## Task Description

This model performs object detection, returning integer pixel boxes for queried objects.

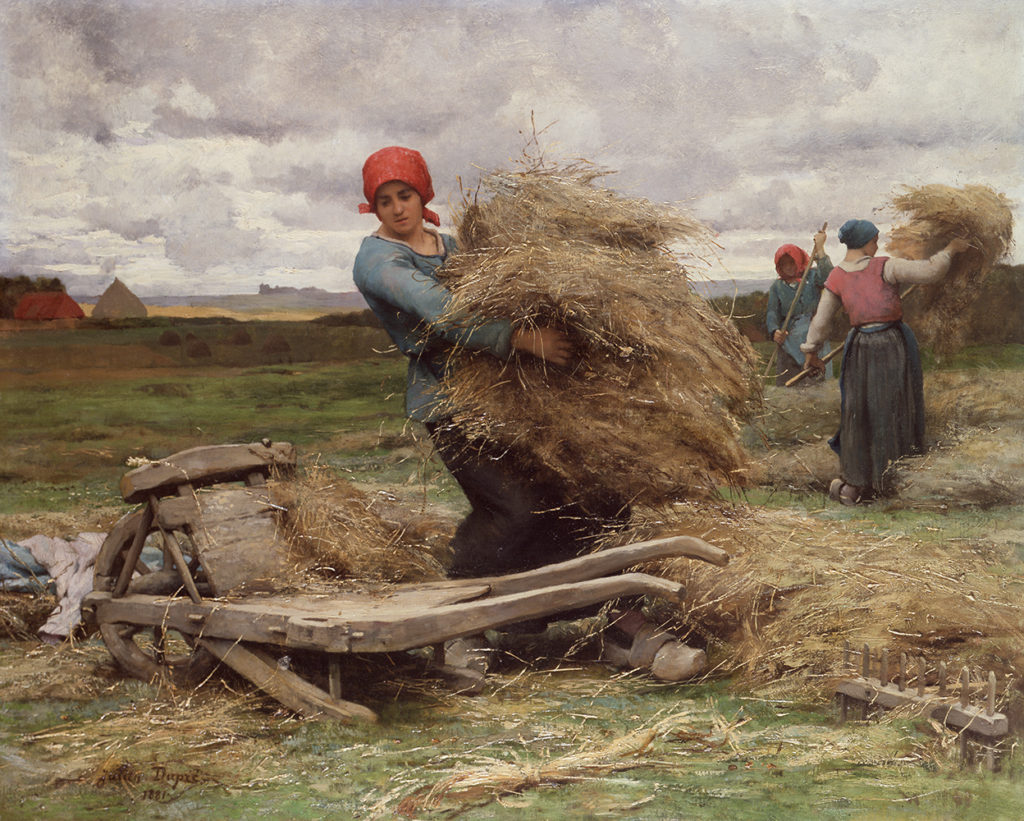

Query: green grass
[0,355,410,512]
[922,343,1024,371]
[1,672,1021,819]
[0,319,392,370]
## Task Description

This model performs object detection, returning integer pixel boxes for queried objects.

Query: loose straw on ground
[269,463,451,583]
[396,710,689,814]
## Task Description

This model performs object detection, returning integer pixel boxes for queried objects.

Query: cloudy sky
[0,0,1020,297]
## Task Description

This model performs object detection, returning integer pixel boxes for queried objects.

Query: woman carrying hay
[801,219,969,504]
[351,147,706,681]
[766,229,833,385]
[352,146,618,578]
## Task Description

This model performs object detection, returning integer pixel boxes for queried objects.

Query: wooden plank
[328,655,342,700]
[150,495,202,603]
[836,679,1008,736]
[89,570,685,655]
[90,594,293,647]
[341,572,687,652]
[120,442,296,503]
[188,487,291,595]
[87,583,496,639]
[112,503,154,598]
[155,495,201,529]
[405,535,728,598]
[199,637,377,723]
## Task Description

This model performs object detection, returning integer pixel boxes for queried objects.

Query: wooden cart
[82,442,729,722]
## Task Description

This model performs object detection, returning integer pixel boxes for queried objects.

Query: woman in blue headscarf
[801,219,969,504]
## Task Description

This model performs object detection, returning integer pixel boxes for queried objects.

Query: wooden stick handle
[785,343,843,386]
[764,222,827,378]
[784,283,918,387]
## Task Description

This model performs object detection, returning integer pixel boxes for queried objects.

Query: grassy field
[0,319,437,523]
[79,303,335,322]
[1,319,1022,818]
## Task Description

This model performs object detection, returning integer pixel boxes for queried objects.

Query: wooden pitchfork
[786,283,920,386]
[763,222,828,378]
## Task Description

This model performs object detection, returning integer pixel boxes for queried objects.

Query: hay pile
[434,158,760,507]
[886,183,1014,356]
[0,590,57,640]
[269,465,451,583]
[745,370,1024,509]
[609,501,1024,703]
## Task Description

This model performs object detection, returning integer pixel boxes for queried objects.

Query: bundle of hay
[610,502,1024,702]
[0,591,58,640]
[434,158,760,508]
[886,183,1014,356]
[269,465,451,583]
[397,713,671,814]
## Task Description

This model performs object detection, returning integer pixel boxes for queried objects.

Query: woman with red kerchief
[801,219,969,505]
[352,147,707,681]
[765,228,833,385]
[352,146,624,579]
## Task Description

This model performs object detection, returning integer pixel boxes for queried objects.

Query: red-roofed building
[13,292,85,320]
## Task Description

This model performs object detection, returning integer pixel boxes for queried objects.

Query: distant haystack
[91,277,148,319]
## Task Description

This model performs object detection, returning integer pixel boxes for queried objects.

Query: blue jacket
[766,256,833,363]
[352,233,513,421]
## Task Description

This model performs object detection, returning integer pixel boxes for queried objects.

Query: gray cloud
[80,203,162,242]
[0,0,1019,294]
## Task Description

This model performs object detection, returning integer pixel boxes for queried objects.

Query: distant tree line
[259,283,331,295]
[0,274,66,318]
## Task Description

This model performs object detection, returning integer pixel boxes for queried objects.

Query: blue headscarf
[838,219,879,249]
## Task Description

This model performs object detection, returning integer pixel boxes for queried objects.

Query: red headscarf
[774,243,810,278]
[358,146,441,226]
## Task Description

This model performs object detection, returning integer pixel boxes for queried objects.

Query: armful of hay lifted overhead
[431,160,761,508]
[886,183,1014,357]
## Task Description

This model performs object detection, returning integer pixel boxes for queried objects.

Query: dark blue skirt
[830,322,925,493]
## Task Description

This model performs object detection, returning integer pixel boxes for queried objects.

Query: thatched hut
[14,292,84,321]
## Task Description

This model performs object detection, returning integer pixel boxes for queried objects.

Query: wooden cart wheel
[93,508,208,597]
[99,621,218,686]
[93,509,217,685]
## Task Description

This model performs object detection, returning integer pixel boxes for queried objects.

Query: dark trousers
[426,420,630,578]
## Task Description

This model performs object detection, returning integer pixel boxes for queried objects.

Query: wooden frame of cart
[81,441,729,722]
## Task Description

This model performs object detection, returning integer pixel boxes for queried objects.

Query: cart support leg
[199,638,377,723]
[328,655,342,700]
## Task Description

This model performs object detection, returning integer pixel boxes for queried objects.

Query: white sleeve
[882,250,953,286]
[800,289,841,353]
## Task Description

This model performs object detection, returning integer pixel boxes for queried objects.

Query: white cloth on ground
[19,532,106,641]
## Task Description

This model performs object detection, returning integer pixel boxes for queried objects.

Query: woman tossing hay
[800,218,970,505]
